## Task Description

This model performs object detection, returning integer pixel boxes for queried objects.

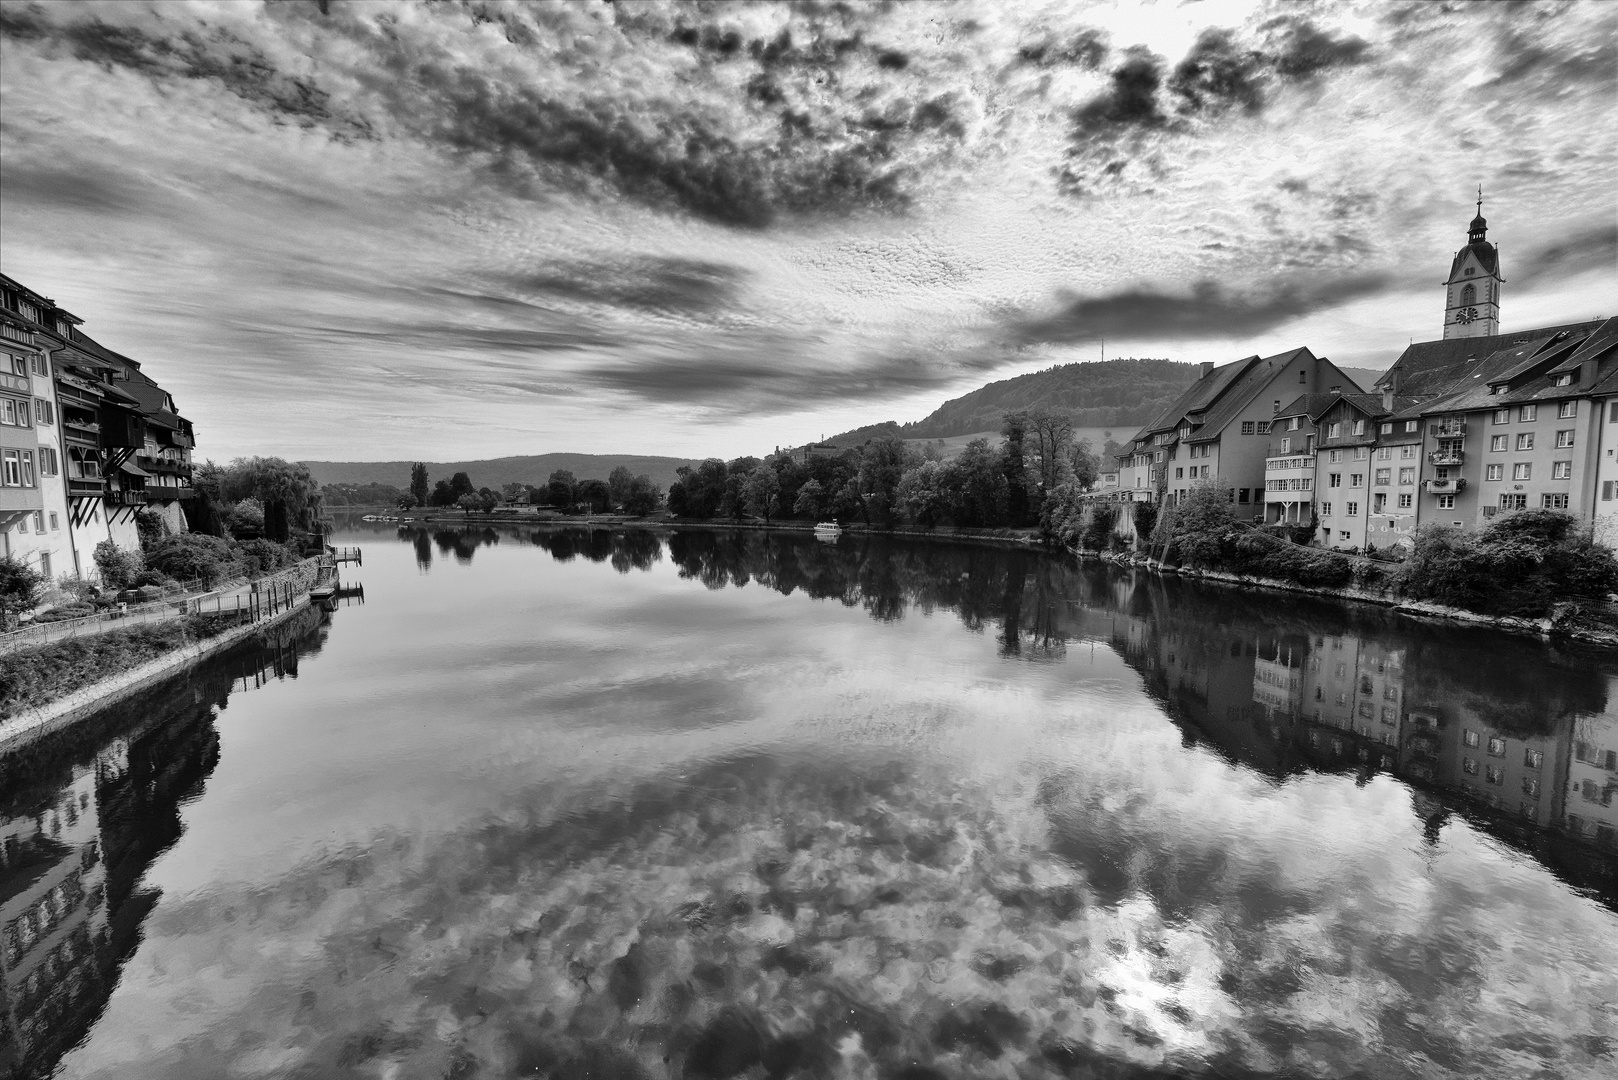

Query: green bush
[235,538,298,577]
[33,603,96,623]
[0,614,242,717]
[1395,511,1618,618]
[93,540,143,591]
[145,533,243,587]
[1080,504,1119,552]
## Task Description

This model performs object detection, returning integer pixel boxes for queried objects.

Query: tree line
[667,408,1110,529]
[384,463,663,516]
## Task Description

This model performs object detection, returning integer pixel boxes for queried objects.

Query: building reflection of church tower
[1442,189,1503,339]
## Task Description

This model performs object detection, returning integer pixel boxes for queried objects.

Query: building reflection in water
[0,604,335,1079]
[389,522,1618,893]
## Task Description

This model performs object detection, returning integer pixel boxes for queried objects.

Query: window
[1607,482,1615,501]
[1321,501,1332,516]
[31,510,42,532]
[1398,467,1415,485]
[1485,765,1505,786]
[1524,748,1543,769]
[1375,468,1391,485]
[1522,777,1540,797]
[1490,435,1508,451]
[38,447,57,476]
[38,551,50,579]
[1519,404,1536,422]
[1437,494,1455,509]
[1500,494,1527,510]
[1353,447,1368,461]
[1405,421,1418,433]
[1339,530,1351,541]
[1397,493,1412,508]
[1401,444,1416,458]
[1559,401,1577,418]
[29,354,48,377]
[1377,447,1392,460]
[1,449,17,486]
[1280,437,1291,453]
[1328,473,1342,488]
[1463,757,1478,775]
[1493,408,1510,424]
[1373,493,1386,512]
[1542,493,1569,509]
[1379,423,1391,435]
[1516,432,1534,450]
[1555,429,1574,448]
[0,398,22,426]
[1241,421,1254,434]
[1256,420,1271,434]
[1328,422,1341,438]
[1238,488,1249,503]
[1176,468,1184,479]
[1329,450,1343,463]
[1352,419,1365,436]
[1463,730,1480,748]
[19,451,32,486]
[1552,461,1571,479]
[49,511,58,530]
[1487,736,1506,756]
[1486,464,1503,481]
[33,398,53,424]
[1512,463,1531,480]
[1299,369,1307,383]
[1461,283,1476,306]
[1347,502,1359,516]
[1350,473,1364,487]
[1612,402,1618,423]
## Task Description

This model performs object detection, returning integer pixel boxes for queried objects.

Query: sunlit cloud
[0,0,1612,461]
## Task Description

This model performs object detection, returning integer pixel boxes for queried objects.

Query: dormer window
[1553,373,1574,387]
[1380,423,1392,434]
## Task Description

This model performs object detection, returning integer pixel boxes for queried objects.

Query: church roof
[1370,319,1605,393]
[1447,240,1499,280]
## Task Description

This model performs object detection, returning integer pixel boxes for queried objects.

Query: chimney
[1382,387,1394,411]
[1200,361,1214,378]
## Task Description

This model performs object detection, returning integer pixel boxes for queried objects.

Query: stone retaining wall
[0,596,316,755]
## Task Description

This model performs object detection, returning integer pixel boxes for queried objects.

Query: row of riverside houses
[0,273,197,585]
[1101,202,1618,551]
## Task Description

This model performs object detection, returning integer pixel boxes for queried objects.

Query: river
[2,522,1615,1079]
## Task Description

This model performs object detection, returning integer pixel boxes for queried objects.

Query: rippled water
[3,523,1616,1079]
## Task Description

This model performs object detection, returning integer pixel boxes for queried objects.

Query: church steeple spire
[1443,188,1502,339]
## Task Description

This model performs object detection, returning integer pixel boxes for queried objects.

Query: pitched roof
[1447,240,1499,280]
[1185,347,1322,442]
[1124,354,1263,444]
[1372,319,1605,392]
[1416,319,1618,413]
[1274,392,1391,423]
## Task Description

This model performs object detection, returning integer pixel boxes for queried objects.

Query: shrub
[93,541,143,591]
[145,533,242,587]
[1395,513,1618,618]
[1081,504,1119,552]
[235,538,298,577]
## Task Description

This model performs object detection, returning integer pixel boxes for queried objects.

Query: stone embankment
[0,577,322,755]
[1066,546,1618,646]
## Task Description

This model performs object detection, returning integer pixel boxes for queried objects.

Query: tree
[793,477,826,520]
[410,463,430,507]
[624,474,660,516]
[456,493,479,517]
[546,469,577,509]
[578,478,611,513]
[952,438,1010,527]
[1069,438,1101,491]
[93,540,143,590]
[744,464,782,523]
[1000,412,1033,525]
[448,472,476,502]
[1027,407,1075,493]
[608,465,635,510]
[856,437,909,526]
[218,457,323,543]
[430,479,455,507]
[145,534,239,587]
[0,555,44,628]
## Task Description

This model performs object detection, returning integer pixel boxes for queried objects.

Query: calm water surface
[3,523,1617,1079]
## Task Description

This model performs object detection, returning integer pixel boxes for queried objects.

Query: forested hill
[828,358,1382,444]
[301,454,701,491]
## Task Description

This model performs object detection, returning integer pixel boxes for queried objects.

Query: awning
[119,460,152,477]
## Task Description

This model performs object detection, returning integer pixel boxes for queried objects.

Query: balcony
[1265,456,1316,472]
[108,489,147,506]
[0,323,35,345]
[66,477,104,497]
[1423,478,1467,494]
[1428,450,1464,466]
[135,454,190,475]
[1428,422,1466,437]
[63,419,100,444]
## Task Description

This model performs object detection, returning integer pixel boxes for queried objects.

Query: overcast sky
[1,0,1613,462]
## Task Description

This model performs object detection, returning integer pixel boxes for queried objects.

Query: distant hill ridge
[825,357,1379,445]
[301,454,702,490]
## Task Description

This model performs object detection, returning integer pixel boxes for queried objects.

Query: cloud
[495,258,742,316]
[1516,224,1618,282]
[1011,275,1396,346]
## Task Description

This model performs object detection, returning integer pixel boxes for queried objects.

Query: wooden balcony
[1422,478,1467,494]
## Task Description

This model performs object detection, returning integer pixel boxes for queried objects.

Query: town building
[1442,191,1504,339]
[0,273,197,589]
[1117,348,1362,511]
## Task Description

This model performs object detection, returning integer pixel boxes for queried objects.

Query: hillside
[301,454,702,491]
[826,358,1380,445]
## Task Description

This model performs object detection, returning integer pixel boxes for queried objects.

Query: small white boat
[361,514,379,521]
[813,521,842,537]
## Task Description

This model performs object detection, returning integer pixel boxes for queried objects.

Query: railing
[108,489,147,505]
[1265,456,1315,471]
[1429,422,1466,437]
[0,323,34,345]
[1422,478,1467,493]
[1428,451,1464,466]
[63,421,100,442]
[67,477,104,496]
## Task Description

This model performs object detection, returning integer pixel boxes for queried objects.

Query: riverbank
[1067,545,1618,646]
[0,592,320,755]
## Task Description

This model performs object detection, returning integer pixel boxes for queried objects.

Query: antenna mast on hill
[1100,337,1104,363]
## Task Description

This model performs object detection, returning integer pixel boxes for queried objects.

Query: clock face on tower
[1455,306,1478,324]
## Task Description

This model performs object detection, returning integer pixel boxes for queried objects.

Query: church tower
[1442,189,1503,339]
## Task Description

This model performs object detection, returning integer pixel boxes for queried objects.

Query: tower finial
[1477,185,1483,216]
